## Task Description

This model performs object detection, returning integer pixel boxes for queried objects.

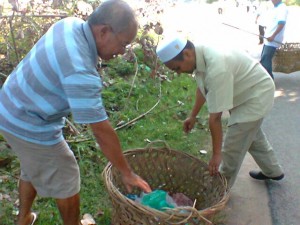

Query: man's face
[95,22,137,60]
[165,50,196,74]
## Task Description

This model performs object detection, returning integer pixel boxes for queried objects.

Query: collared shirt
[264,1,288,48]
[0,17,108,145]
[194,44,275,126]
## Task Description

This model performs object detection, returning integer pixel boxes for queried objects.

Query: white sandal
[30,212,37,225]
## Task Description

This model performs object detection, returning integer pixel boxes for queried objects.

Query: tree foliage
[0,0,169,85]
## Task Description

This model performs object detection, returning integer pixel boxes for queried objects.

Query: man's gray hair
[88,0,137,34]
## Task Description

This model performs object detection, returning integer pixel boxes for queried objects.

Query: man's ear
[93,24,111,39]
[183,49,193,59]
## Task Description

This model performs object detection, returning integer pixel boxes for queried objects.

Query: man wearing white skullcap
[156,37,284,188]
[156,38,187,63]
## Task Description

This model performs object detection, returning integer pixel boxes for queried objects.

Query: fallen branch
[114,98,160,131]
[65,118,80,135]
[115,78,162,131]
[0,14,68,19]
[0,72,8,78]
[149,102,184,115]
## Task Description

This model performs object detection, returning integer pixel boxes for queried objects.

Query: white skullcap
[156,37,187,63]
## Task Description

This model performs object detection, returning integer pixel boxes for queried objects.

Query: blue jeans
[260,45,277,79]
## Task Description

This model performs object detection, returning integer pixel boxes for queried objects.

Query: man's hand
[208,153,222,176]
[267,35,275,42]
[122,172,152,193]
[183,89,205,133]
[183,117,197,133]
[90,121,151,193]
[267,24,285,43]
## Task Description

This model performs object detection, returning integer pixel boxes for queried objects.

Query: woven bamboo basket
[273,42,300,73]
[103,141,229,225]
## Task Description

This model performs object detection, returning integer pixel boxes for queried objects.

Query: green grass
[0,59,218,225]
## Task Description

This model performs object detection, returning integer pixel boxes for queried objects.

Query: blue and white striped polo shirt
[0,17,108,145]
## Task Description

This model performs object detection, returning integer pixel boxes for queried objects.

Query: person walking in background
[260,0,288,79]
[0,0,151,224]
[255,1,269,45]
[156,37,284,189]
[217,0,225,14]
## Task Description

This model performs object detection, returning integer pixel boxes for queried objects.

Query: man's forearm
[190,88,206,118]
[90,120,132,176]
[272,24,285,38]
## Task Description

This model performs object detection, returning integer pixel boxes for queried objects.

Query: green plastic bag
[141,190,175,211]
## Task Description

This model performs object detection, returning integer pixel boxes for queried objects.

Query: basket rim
[103,145,230,221]
[103,164,230,224]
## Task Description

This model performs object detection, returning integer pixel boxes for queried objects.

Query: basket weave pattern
[273,42,300,73]
[103,144,229,225]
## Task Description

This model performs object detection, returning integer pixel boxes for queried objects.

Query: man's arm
[191,88,206,117]
[89,120,151,193]
[267,23,285,42]
[183,88,206,133]
[208,112,223,176]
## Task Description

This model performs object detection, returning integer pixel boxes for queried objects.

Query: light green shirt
[194,44,275,126]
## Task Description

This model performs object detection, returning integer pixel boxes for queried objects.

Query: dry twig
[115,78,161,131]
[65,118,80,135]
[127,49,138,99]
[0,72,8,78]
[8,11,19,63]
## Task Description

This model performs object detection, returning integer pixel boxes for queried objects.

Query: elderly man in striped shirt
[0,0,151,224]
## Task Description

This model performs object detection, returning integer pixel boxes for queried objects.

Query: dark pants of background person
[258,25,265,44]
[260,45,276,79]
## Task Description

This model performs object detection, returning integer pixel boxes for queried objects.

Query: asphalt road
[263,71,300,225]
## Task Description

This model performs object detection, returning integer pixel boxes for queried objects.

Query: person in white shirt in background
[255,1,271,45]
[260,0,288,79]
